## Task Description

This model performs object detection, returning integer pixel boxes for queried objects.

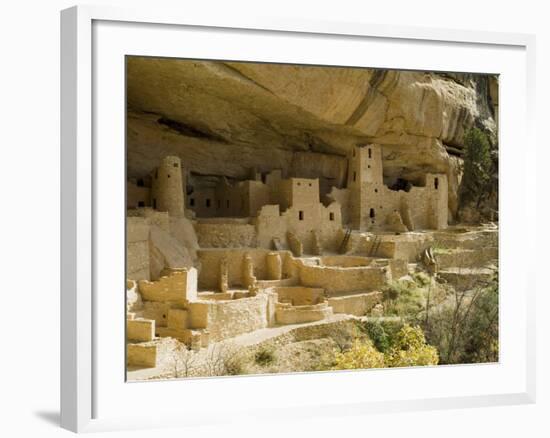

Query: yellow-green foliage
[384,325,439,367]
[383,279,426,317]
[331,339,385,370]
[330,325,438,371]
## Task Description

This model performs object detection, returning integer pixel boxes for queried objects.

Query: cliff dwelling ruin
[126,57,499,378]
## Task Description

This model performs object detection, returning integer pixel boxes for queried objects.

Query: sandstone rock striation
[127,58,498,219]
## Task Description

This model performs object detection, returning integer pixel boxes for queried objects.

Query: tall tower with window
[348,144,384,229]
[150,156,185,216]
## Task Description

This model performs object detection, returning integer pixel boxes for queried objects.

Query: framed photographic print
[61,5,536,433]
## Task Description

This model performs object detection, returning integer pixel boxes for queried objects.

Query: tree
[461,127,493,208]
[422,267,498,364]
[384,325,439,367]
[169,343,197,378]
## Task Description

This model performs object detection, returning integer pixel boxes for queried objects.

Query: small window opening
[137,179,144,187]
[226,200,230,208]
[329,212,335,221]
[138,201,145,208]
[374,188,378,193]
[368,148,372,159]
[167,174,171,178]
[297,182,301,186]
[152,198,157,209]
[353,171,357,182]
[206,199,211,208]
[308,183,312,187]
[190,198,195,207]
[217,200,221,209]
[434,177,439,190]
[369,208,375,218]
[173,163,178,168]
[353,149,356,158]
[368,165,371,169]
[299,211,304,221]
[154,170,158,179]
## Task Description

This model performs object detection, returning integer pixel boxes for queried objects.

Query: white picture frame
[60,4,536,433]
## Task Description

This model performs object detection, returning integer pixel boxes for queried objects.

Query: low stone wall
[432,228,498,250]
[436,247,498,269]
[298,262,389,295]
[349,232,434,262]
[274,286,325,305]
[438,268,494,290]
[327,291,383,317]
[320,255,373,267]
[195,222,257,248]
[275,302,333,325]
[138,269,198,304]
[127,343,157,368]
[256,277,298,289]
[127,318,155,342]
[187,293,271,342]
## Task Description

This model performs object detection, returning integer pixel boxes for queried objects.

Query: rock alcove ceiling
[126,57,498,218]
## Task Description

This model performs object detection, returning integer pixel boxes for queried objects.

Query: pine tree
[461,127,492,207]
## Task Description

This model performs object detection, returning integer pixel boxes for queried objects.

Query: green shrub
[384,325,439,367]
[383,279,426,317]
[331,338,385,370]
[361,320,403,353]
[413,271,431,287]
[329,325,439,370]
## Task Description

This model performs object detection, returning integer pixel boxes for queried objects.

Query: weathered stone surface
[127,58,497,219]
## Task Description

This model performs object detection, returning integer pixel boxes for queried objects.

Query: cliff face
[127,57,498,219]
